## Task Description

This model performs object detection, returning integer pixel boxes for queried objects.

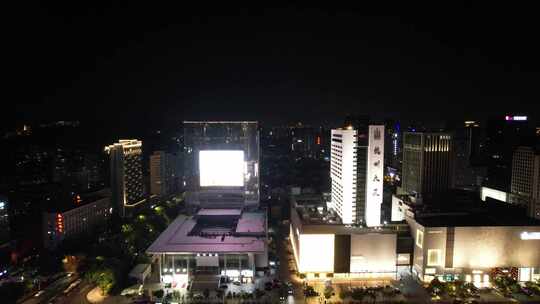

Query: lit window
[425,268,436,274]
[427,249,442,266]
[416,230,424,248]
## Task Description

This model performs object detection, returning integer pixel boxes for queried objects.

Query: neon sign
[505,115,527,121]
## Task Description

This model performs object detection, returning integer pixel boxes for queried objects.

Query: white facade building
[511,146,540,219]
[330,129,357,224]
[330,126,384,226]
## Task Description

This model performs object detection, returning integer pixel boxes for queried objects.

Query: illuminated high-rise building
[511,146,540,219]
[105,139,144,217]
[485,115,535,191]
[150,151,179,197]
[183,121,259,208]
[454,121,487,188]
[402,132,453,198]
[330,121,384,226]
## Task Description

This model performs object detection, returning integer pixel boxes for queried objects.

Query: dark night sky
[9,2,540,136]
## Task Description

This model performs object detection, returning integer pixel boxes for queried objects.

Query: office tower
[464,121,481,159]
[402,132,453,197]
[384,120,402,170]
[454,121,487,188]
[104,139,144,217]
[330,122,384,226]
[511,146,540,219]
[290,122,317,157]
[150,151,179,197]
[183,121,260,208]
[485,115,535,191]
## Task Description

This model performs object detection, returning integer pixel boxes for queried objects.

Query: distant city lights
[505,115,527,121]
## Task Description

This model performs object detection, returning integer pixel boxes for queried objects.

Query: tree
[84,256,128,296]
[324,286,334,299]
[97,270,115,295]
[153,289,164,298]
[427,277,446,296]
[351,287,366,301]
[339,288,351,300]
[304,285,317,297]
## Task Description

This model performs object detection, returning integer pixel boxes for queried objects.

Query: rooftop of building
[11,184,110,213]
[415,212,540,227]
[146,210,266,254]
[183,121,258,124]
[400,189,540,227]
[290,193,327,207]
[292,205,408,235]
[235,212,265,234]
[47,188,110,213]
[197,209,242,216]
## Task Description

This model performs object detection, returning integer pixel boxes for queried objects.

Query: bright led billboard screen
[199,150,245,187]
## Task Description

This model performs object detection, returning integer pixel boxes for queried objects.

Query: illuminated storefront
[289,206,404,280]
[409,219,540,285]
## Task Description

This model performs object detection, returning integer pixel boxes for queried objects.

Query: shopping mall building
[289,204,413,280]
[289,189,540,285]
[147,209,267,286]
[146,121,267,287]
[393,192,540,285]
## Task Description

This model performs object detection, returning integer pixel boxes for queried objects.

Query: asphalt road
[22,274,79,304]
[277,223,304,304]
[57,281,93,304]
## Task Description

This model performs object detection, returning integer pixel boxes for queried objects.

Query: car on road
[63,279,82,294]
[34,290,45,297]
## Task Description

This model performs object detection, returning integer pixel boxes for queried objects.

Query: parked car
[34,290,45,297]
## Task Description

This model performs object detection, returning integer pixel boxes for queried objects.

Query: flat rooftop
[401,190,540,227]
[183,121,258,124]
[235,212,265,234]
[300,224,406,235]
[147,212,266,254]
[292,206,408,235]
[415,212,540,227]
[197,209,242,216]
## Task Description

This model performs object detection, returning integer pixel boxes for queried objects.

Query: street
[276,223,304,304]
[21,274,79,304]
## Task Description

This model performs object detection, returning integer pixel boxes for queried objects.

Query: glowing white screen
[199,150,244,187]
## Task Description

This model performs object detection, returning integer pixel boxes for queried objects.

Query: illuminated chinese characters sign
[366,125,384,227]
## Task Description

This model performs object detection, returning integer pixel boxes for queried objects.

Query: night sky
[9,3,540,135]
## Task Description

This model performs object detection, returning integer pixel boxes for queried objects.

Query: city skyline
[3,3,540,303]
